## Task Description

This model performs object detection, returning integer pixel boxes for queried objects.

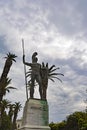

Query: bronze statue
[23,51,64,100]
[23,52,42,99]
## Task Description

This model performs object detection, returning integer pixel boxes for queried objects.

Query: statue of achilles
[23,52,43,99]
[23,52,63,100]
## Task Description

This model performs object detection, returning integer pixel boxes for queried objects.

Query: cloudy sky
[0,0,87,122]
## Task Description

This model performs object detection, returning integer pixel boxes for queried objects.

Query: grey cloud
[46,0,87,37]
[0,35,8,53]
[1,0,87,38]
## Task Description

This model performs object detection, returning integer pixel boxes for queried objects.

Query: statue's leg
[30,87,34,98]
[30,79,34,98]
[43,87,46,100]
[36,76,43,99]
[39,86,43,99]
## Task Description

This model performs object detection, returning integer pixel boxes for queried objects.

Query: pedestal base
[19,98,50,130]
[20,125,50,130]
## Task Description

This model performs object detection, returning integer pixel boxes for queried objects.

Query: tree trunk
[12,112,17,130]
[0,60,12,80]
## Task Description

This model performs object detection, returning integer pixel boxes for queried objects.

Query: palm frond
[5,78,12,84]
[49,67,60,73]
[12,59,16,62]
[26,74,31,78]
[26,71,32,74]
[49,78,55,82]
[49,73,64,76]
[6,86,17,89]
[49,65,55,71]
[4,86,17,94]
[4,52,17,61]
[42,62,45,67]
[5,89,10,93]
[50,76,62,82]
[49,73,58,76]
[14,102,22,110]
[46,63,48,67]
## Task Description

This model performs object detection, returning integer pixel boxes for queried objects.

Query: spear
[22,39,28,100]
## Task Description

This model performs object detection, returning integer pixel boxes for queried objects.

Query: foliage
[0,52,21,130]
[49,111,87,130]
[0,52,17,80]
[0,53,17,101]
[0,100,22,130]
[26,62,64,92]
[48,64,64,83]
[0,112,13,130]
[0,78,16,99]
[12,102,22,130]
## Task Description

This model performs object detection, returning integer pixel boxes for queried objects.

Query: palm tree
[0,78,16,128]
[0,78,16,102]
[0,52,17,128]
[0,99,10,128]
[8,104,14,122]
[26,62,64,100]
[48,64,64,82]
[0,52,17,80]
[12,102,22,130]
[0,100,14,130]
[41,62,64,99]
[0,52,17,102]
[1,99,10,116]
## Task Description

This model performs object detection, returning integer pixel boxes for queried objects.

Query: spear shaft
[22,39,28,100]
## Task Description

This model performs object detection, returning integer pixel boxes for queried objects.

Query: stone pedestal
[19,98,50,130]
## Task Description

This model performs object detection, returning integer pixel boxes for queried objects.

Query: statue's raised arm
[23,55,32,66]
